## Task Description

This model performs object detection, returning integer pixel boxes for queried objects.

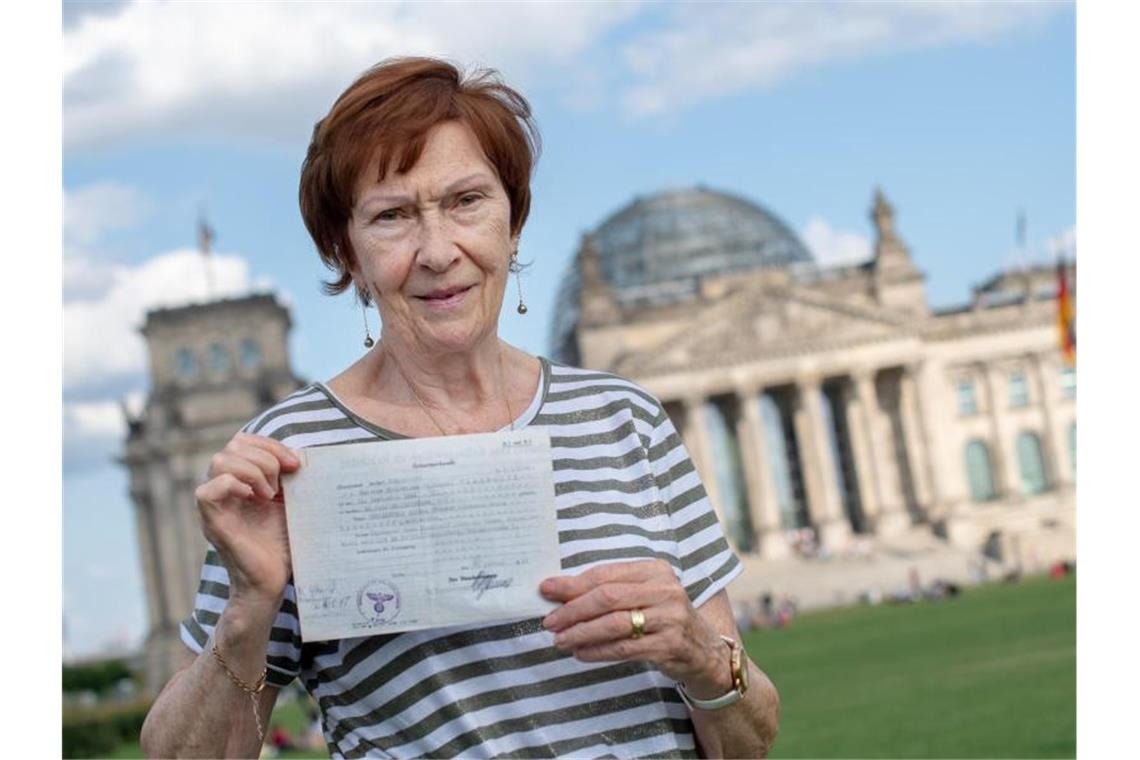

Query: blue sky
[62,1,1075,658]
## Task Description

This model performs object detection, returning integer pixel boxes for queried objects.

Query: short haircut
[299,57,541,302]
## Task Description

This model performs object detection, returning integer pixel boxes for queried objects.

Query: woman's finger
[554,608,658,650]
[543,581,675,633]
[540,559,673,602]
[228,442,288,495]
[195,472,255,508]
[208,451,277,500]
[235,432,301,470]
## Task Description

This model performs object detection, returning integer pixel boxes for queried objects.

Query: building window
[239,338,261,369]
[1008,372,1029,408]
[956,380,977,416]
[1016,431,1049,495]
[208,343,231,374]
[176,348,197,378]
[1060,367,1076,399]
[964,439,998,502]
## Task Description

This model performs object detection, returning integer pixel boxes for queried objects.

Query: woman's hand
[539,560,735,698]
[195,433,301,610]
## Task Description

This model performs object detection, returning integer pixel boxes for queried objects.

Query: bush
[62,659,135,696]
[62,700,151,759]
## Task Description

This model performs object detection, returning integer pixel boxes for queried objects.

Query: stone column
[841,376,879,525]
[794,376,850,550]
[1030,353,1066,489]
[898,361,936,508]
[130,488,168,635]
[681,396,726,527]
[735,386,790,559]
[854,369,908,535]
[981,363,1020,497]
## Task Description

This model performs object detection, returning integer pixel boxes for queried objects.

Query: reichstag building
[552,186,1075,571]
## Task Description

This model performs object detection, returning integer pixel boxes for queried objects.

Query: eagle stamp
[356,580,401,626]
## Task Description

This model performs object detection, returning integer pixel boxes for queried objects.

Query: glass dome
[550,187,815,362]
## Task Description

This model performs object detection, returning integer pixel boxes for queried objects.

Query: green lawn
[751,573,1076,758]
[108,575,1074,759]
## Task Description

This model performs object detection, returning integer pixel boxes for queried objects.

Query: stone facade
[120,293,304,694]
[560,187,1076,593]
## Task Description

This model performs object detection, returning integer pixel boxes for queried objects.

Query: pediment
[614,282,916,376]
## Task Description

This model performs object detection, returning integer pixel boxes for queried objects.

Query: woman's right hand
[195,433,301,609]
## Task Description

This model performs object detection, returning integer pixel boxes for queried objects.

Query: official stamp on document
[356,579,401,626]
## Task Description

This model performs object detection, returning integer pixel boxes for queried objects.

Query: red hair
[299,57,541,301]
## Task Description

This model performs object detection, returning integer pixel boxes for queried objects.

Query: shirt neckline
[313,355,551,440]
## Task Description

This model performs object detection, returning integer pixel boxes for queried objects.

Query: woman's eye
[457,193,483,207]
[375,208,404,222]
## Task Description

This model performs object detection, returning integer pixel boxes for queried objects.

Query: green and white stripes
[181,358,741,758]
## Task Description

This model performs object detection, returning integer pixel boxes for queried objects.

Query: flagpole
[198,209,215,301]
[1016,207,1028,270]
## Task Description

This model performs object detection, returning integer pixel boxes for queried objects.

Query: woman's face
[348,121,516,357]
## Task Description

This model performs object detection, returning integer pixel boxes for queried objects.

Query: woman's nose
[414,215,460,272]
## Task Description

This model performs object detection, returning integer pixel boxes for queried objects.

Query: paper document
[281,428,560,641]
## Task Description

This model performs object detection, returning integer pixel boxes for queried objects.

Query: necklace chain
[391,348,515,436]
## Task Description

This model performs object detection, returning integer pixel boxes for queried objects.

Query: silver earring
[510,251,527,315]
[361,302,374,348]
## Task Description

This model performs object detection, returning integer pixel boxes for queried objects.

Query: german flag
[1056,257,1075,366]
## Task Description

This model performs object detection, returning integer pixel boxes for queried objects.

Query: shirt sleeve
[179,545,303,688]
[646,403,743,608]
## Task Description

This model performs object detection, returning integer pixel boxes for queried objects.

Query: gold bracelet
[210,640,268,743]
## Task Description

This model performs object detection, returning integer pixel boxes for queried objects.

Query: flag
[1056,257,1075,366]
[197,217,215,256]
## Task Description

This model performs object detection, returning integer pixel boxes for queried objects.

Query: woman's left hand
[540,559,734,696]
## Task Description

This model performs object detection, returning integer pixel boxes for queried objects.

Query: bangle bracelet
[676,635,750,711]
[210,640,268,743]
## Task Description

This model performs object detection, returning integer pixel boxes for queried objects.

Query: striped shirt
[182,358,742,758]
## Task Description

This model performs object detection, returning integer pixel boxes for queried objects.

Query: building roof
[591,186,814,295]
[140,292,289,333]
[550,187,814,360]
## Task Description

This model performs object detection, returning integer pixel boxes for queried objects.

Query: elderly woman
[141,57,779,758]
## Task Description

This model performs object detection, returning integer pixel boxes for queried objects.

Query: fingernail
[553,634,565,647]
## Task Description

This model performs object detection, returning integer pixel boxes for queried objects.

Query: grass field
[108,574,1074,759]
[753,573,1075,758]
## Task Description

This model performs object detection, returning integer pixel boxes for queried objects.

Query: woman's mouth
[415,285,473,309]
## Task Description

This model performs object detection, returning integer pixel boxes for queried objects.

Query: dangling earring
[510,249,527,315]
[361,301,374,348]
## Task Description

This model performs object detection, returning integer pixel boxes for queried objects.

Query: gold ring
[630,608,646,639]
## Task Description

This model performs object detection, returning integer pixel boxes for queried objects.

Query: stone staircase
[725,529,1029,613]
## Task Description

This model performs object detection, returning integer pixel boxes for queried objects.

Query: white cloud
[800,215,873,268]
[64,181,149,247]
[67,399,126,439]
[63,398,128,475]
[63,1,1065,146]
[64,0,639,149]
[620,2,1061,116]
[64,248,267,391]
